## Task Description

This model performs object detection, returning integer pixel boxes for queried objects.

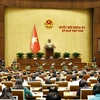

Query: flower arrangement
[91,64,98,69]
[36,52,44,59]
[26,53,33,59]
[1,66,5,69]
[62,65,68,70]
[84,65,89,69]
[63,52,71,58]
[73,65,78,69]
[50,65,55,70]
[16,52,24,58]
[37,66,44,70]
[12,65,17,70]
[54,52,61,59]
[72,52,81,58]
[26,66,31,70]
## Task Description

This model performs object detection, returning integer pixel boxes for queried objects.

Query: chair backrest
[39,75,45,81]
[0,85,2,92]
[12,89,24,100]
[21,75,28,80]
[70,85,79,91]
[43,89,63,98]
[87,81,91,86]
[1,81,14,88]
[89,79,97,83]
[58,89,64,98]
[42,84,58,89]
[43,89,49,95]
[80,88,93,99]
[50,80,56,84]
[28,81,41,87]
[56,81,68,87]
[83,75,90,81]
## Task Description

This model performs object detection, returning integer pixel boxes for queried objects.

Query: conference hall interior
[0,0,100,100]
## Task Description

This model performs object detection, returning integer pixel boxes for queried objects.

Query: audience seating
[1,81,14,88]
[28,81,41,87]
[0,68,98,100]
[42,84,58,89]
[12,89,24,100]
[87,81,91,86]
[80,88,93,99]
[56,81,68,87]
[21,75,28,80]
[11,79,16,83]
[43,89,49,96]
[39,75,45,81]
[43,89,64,98]
[83,75,90,81]
[0,85,2,92]
[70,85,79,91]
[50,80,56,84]
[58,89,64,98]
[0,74,2,77]
[89,79,97,83]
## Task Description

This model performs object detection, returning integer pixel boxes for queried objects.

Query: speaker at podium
[44,39,56,59]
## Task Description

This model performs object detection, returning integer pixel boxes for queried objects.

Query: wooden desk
[63,91,79,99]
[36,97,46,100]
[32,92,43,98]
[17,58,87,70]
[27,92,43,99]
[32,87,42,92]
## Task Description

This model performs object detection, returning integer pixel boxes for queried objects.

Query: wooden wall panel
[93,7,100,67]
[0,5,4,21]
[0,22,4,37]
[95,23,100,37]
[0,5,4,59]
[0,37,4,59]
[0,0,100,8]
[94,8,100,23]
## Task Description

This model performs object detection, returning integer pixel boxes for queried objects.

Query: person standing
[45,39,56,48]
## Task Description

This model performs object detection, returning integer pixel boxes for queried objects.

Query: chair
[70,85,79,91]
[43,89,64,98]
[12,89,24,100]
[80,88,93,99]
[21,75,28,80]
[42,84,58,89]
[0,85,2,92]
[83,75,90,81]
[89,79,97,83]
[50,80,56,84]
[39,75,45,81]
[58,89,64,98]
[1,81,14,88]
[56,81,68,87]
[87,81,91,86]
[28,81,41,87]
[43,89,49,96]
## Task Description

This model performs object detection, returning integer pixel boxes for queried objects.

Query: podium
[45,47,54,59]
